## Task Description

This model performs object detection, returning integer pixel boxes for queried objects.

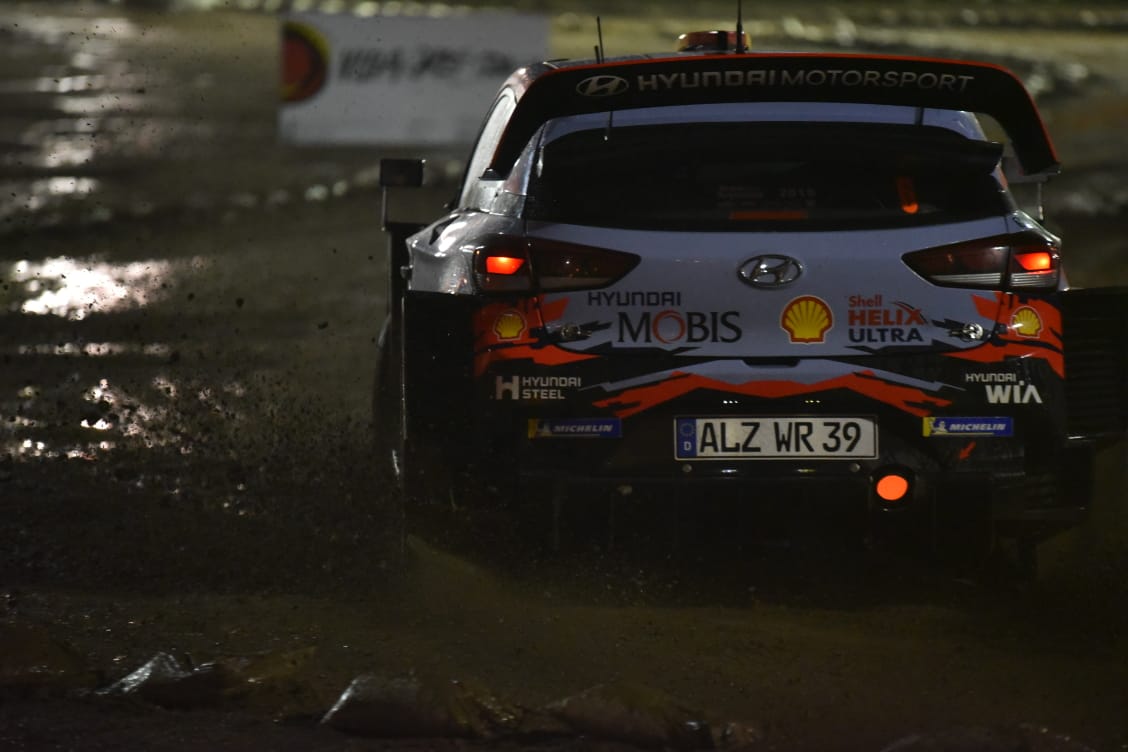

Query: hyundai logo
[737,255,803,288]
[575,75,629,97]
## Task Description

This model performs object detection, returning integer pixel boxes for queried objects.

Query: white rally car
[375,31,1127,573]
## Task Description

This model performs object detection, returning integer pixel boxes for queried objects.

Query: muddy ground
[1,2,1127,751]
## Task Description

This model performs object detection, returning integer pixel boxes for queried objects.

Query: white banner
[279,12,549,147]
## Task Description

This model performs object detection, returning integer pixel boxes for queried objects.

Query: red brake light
[485,256,525,275]
[1015,251,1053,272]
[472,235,639,294]
[472,235,530,293]
[902,230,1060,290]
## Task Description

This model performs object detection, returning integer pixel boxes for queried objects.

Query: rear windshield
[524,122,1009,231]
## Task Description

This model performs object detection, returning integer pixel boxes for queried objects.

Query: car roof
[486,51,1059,179]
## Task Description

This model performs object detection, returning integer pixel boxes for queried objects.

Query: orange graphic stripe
[474,344,597,376]
[950,292,1063,377]
[594,371,950,419]
[958,441,977,460]
[472,296,591,375]
[944,342,1063,378]
[540,297,570,323]
[970,292,1001,319]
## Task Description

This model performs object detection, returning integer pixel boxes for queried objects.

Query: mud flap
[401,291,477,491]
[376,221,474,505]
[373,221,422,458]
[1062,287,1128,442]
[372,219,426,563]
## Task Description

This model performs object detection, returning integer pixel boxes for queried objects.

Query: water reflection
[0,10,175,227]
[54,93,151,117]
[1,250,230,462]
[6,13,141,47]
[16,437,117,460]
[3,371,249,459]
[6,256,195,319]
[35,74,109,94]
[39,141,95,170]
[35,177,100,197]
[15,342,172,358]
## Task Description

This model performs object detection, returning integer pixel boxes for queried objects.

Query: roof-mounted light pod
[675,30,751,52]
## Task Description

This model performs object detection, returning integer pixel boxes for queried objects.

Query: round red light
[876,474,910,502]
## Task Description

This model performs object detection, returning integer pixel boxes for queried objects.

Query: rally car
[375,31,1127,571]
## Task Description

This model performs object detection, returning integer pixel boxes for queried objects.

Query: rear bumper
[463,355,1084,527]
[401,291,1086,527]
[474,371,1063,474]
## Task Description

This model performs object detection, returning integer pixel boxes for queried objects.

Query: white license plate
[674,417,877,460]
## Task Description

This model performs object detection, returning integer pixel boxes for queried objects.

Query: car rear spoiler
[490,53,1059,179]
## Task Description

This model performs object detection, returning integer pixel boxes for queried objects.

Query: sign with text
[280,12,548,147]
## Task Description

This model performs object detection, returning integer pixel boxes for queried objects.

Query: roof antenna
[735,0,746,53]
[595,16,604,63]
[596,17,614,141]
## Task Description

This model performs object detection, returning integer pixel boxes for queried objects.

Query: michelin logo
[528,418,622,439]
[923,417,1014,437]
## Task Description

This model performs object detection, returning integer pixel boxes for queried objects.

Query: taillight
[903,231,1060,290]
[472,234,639,294]
[485,255,525,275]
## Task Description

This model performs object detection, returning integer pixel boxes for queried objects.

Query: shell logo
[1010,306,1043,338]
[494,309,526,340]
[781,296,833,344]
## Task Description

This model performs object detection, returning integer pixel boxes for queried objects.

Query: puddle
[5,256,194,319]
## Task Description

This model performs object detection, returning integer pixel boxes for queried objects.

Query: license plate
[674,417,877,460]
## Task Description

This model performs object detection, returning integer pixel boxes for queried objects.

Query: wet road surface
[1,3,1127,750]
